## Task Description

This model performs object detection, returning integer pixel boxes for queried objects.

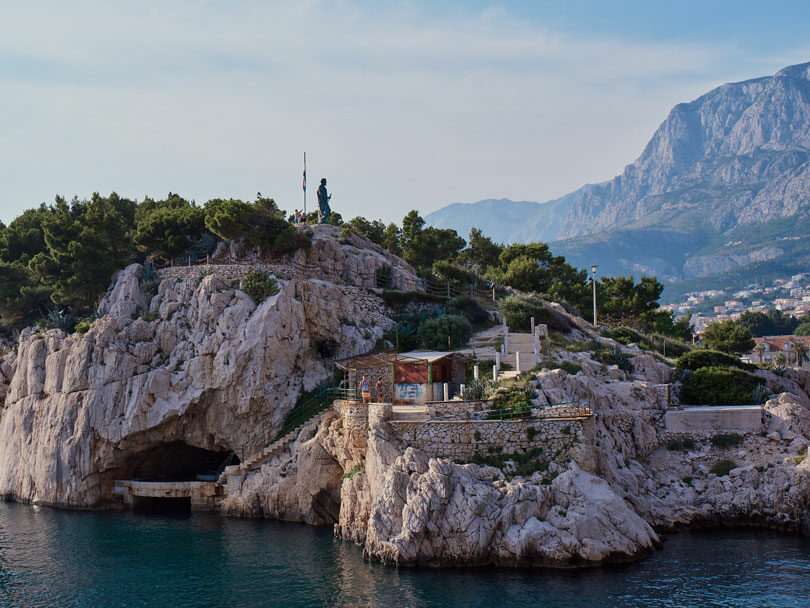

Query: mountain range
[425,62,810,296]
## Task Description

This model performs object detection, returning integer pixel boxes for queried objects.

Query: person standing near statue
[317,178,331,223]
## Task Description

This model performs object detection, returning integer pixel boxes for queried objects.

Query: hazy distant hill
[424,195,574,244]
[426,62,810,288]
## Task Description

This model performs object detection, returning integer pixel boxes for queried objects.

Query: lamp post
[590,265,598,327]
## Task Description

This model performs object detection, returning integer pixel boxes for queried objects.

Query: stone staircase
[218,409,331,487]
[503,332,539,374]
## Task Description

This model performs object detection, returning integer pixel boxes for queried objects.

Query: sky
[1,0,810,226]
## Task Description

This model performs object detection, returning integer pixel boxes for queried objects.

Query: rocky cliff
[219,305,810,567]
[2,228,809,568]
[0,228,415,507]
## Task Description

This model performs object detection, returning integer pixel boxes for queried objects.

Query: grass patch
[553,361,582,375]
[471,447,552,479]
[342,464,364,480]
[710,433,744,449]
[139,309,159,322]
[667,438,696,451]
[710,458,737,477]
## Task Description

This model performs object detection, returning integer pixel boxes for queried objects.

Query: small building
[334,349,468,404]
[393,351,467,403]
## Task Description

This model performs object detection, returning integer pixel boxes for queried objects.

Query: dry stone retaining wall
[388,418,586,462]
[425,400,493,419]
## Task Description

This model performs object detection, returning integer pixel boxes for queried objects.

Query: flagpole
[303,152,307,216]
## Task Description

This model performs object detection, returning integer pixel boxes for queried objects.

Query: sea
[0,501,808,607]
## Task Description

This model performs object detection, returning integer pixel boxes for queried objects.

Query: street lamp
[590,265,598,326]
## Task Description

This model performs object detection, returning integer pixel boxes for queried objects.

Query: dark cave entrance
[132,495,192,514]
[116,442,240,482]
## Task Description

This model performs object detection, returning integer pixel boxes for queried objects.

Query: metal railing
[425,400,592,422]
[236,385,357,461]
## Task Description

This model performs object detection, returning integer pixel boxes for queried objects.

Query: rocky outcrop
[229,321,810,567]
[0,234,406,508]
[356,442,658,567]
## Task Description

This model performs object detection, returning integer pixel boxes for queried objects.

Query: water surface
[0,502,808,607]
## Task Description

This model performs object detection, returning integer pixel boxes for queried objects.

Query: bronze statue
[317,178,331,223]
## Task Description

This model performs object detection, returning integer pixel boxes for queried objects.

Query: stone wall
[159,263,282,285]
[340,401,369,432]
[425,399,493,419]
[368,403,392,426]
[388,418,586,462]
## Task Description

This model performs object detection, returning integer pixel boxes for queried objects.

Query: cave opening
[132,495,192,514]
[116,442,240,482]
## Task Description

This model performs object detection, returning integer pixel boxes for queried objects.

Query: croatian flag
[302,153,307,191]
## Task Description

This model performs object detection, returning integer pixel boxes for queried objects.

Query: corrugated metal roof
[399,351,467,363]
[335,349,467,369]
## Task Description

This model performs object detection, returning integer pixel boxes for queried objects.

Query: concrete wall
[664,405,763,432]
[388,418,586,462]
[112,480,222,510]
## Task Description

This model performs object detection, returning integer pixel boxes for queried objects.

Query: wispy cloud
[0,1,803,224]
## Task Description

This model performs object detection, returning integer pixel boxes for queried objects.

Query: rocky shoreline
[0,229,808,568]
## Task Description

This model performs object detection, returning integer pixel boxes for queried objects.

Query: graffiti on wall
[395,383,425,403]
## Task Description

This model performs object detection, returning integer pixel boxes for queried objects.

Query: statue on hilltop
[317,178,332,223]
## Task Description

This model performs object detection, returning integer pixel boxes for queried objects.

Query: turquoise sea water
[0,501,808,608]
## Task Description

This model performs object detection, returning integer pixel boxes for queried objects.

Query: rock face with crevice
[0,231,409,508]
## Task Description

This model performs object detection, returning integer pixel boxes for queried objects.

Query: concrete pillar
[533,346,538,365]
[493,366,498,383]
[495,351,501,370]
[516,351,520,372]
[530,316,535,336]
[443,383,449,401]
[473,364,479,380]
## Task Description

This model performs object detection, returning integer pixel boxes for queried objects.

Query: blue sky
[1,1,809,225]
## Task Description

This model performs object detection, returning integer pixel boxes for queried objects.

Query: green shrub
[139,309,159,322]
[273,227,312,253]
[603,326,643,345]
[751,384,769,404]
[431,260,479,285]
[667,438,696,451]
[417,314,472,350]
[460,378,490,400]
[604,326,692,358]
[498,294,573,333]
[710,433,743,449]
[341,464,364,480]
[676,349,753,372]
[710,458,737,477]
[470,447,551,479]
[381,290,445,309]
[446,295,490,326]
[38,308,78,333]
[74,320,91,334]
[240,270,279,304]
[489,386,533,419]
[680,366,764,406]
[555,361,582,375]
[590,341,635,373]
